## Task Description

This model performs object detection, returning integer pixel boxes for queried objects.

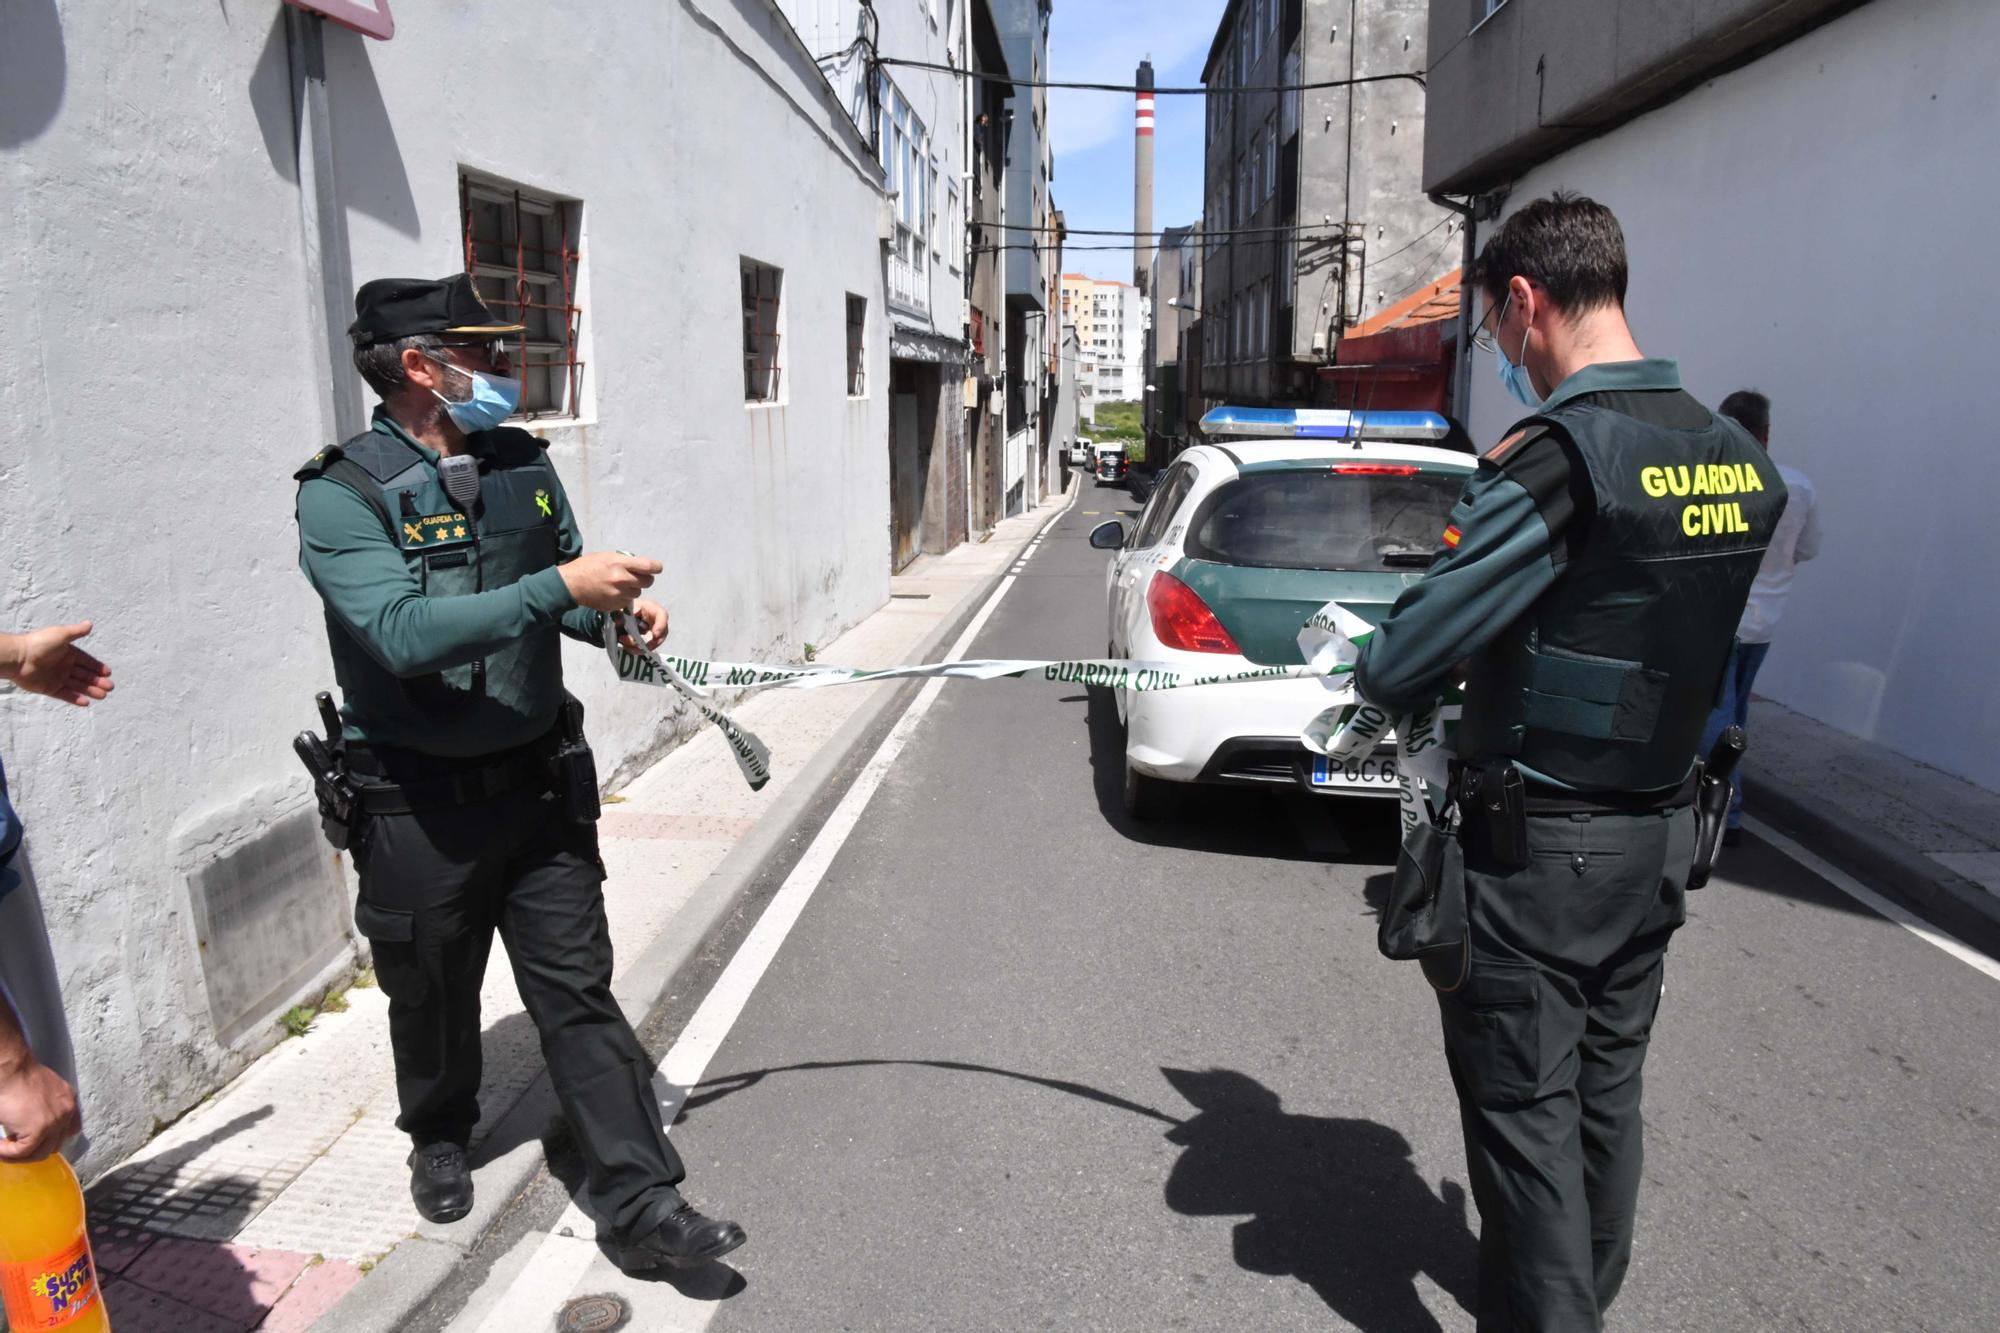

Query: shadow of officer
[1161,1067,1477,1333]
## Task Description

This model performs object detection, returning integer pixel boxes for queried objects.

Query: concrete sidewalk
[1743,696,2000,957]
[70,488,1072,1333]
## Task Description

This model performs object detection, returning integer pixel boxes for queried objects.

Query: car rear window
[1185,468,1466,571]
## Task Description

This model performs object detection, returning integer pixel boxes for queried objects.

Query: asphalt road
[437,484,2000,1332]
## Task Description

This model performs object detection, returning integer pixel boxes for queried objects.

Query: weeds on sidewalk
[278,972,364,1039]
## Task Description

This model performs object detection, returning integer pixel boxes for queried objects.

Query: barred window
[846,294,868,397]
[459,174,583,420]
[743,260,784,403]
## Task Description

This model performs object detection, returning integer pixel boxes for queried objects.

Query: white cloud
[1048,0,1225,158]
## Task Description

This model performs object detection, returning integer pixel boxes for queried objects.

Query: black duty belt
[346,734,557,815]
[1519,767,1701,816]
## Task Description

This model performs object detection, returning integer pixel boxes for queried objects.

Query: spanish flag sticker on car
[1441,525,1463,549]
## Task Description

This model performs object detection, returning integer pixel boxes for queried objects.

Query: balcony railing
[888,254,930,318]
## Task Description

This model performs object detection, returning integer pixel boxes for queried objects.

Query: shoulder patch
[1483,424,1549,464]
[294,444,343,482]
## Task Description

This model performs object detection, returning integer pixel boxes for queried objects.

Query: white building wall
[783,0,969,340]
[0,0,889,1173]
[1463,0,1999,791]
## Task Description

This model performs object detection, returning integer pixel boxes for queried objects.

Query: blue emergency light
[1199,406,1450,442]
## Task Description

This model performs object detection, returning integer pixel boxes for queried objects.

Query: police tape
[603,610,1364,792]
[1292,603,1462,834]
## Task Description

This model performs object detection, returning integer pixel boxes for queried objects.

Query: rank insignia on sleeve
[400,512,473,550]
[1441,525,1463,549]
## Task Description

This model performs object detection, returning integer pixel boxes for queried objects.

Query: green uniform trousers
[1436,805,1694,1332]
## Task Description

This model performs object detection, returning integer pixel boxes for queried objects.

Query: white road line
[478,487,1081,1327]
[1745,816,2000,981]
[468,1235,599,1333]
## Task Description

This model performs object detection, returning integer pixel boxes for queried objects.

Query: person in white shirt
[1702,390,1822,844]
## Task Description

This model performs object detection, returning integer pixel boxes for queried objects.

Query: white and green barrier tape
[1292,602,1460,833]
[604,600,1457,812]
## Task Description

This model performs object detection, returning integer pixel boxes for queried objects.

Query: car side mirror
[1089,520,1127,550]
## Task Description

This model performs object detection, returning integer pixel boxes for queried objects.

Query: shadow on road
[674,1057,1473,1330]
[676,1057,1178,1127]
[1161,1067,1477,1333]
[1083,685,1400,864]
[1706,830,1875,917]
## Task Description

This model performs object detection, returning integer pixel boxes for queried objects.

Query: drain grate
[557,1293,631,1332]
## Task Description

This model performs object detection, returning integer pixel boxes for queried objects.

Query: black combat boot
[614,1198,747,1271]
[407,1143,474,1223]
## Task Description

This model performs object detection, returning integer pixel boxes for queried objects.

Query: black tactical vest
[296,420,568,747]
[1457,402,1788,793]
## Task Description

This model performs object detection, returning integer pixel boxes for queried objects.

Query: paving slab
[99,1276,247,1333]
[260,1258,366,1333]
[118,1237,315,1328]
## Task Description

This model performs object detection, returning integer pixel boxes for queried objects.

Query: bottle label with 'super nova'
[0,1237,100,1329]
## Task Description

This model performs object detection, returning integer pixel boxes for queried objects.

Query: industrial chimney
[1134,59,1154,294]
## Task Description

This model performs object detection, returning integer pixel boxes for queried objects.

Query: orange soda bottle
[0,1154,111,1331]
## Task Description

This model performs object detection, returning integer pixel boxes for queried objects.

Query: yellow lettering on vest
[1732,502,1748,532]
[1666,466,1691,497]
[1719,465,1739,495]
[1641,466,1668,499]
[1691,467,1711,496]
[1682,504,1702,536]
[1742,463,1764,492]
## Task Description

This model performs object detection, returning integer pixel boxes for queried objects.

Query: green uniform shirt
[1354,359,1702,783]
[296,410,605,756]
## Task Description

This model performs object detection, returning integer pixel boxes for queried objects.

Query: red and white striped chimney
[1135,59,1155,293]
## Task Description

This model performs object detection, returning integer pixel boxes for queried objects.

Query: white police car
[1089,407,1474,818]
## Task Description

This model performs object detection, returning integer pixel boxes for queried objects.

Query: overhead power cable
[987,221,1354,238]
[873,56,1426,95]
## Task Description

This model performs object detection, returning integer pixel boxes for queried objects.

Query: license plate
[1309,753,1399,789]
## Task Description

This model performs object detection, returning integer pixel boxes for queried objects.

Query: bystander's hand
[560,553,664,613]
[0,622,113,707]
[618,599,670,654]
[0,1019,82,1162]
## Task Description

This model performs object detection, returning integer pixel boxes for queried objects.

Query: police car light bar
[1199,406,1450,442]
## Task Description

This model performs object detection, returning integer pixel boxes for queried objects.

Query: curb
[315,483,1076,1332]
[1742,765,2000,959]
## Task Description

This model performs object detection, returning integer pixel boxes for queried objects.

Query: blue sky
[1049,0,1226,285]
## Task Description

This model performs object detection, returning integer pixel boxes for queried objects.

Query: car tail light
[1330,464,1420,476]
[1148,572,1240,654]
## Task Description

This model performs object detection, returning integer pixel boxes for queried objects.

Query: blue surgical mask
[430,361,521,434]
[1495,324,1541,410]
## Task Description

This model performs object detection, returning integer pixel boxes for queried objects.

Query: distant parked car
[1090,407,1474,819]
[1093,442,1128,486]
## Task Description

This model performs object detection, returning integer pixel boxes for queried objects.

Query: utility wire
[1364,231,1464,312]
[986,221,1354,237]
[873,55,1426,95]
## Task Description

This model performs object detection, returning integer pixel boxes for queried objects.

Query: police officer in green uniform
[1352,196,1785,1330]
[294,275,745,1270]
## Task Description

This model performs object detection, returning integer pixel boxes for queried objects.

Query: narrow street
[435,487,2000,1333]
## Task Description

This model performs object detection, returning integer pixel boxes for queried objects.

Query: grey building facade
[1144,223,1198,461]
[1199,0,1452,407]
[994,0,1054,516]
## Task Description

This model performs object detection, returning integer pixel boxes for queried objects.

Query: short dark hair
[353,333,442,398]
[1718,389,1771,441]
[1471,191,1628,316]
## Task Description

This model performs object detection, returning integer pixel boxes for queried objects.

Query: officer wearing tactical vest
[1353,196,1785,1330]
[293,275,745,1270]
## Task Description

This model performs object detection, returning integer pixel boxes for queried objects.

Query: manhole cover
[557,1294,631,1333]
